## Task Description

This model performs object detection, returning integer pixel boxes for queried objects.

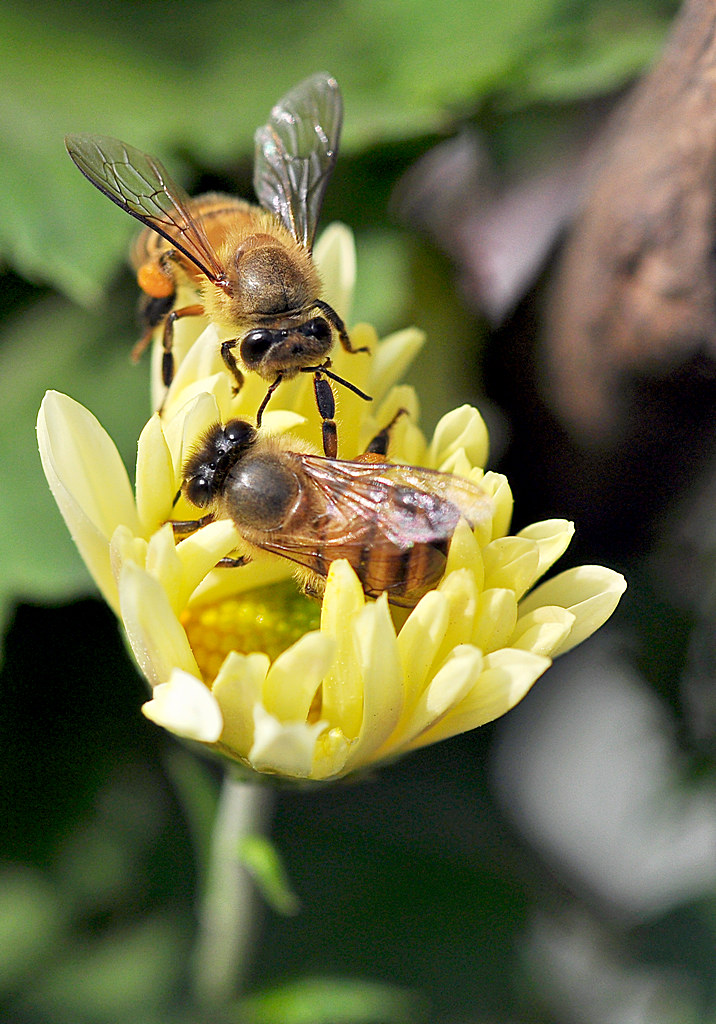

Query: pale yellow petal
[396,589,450,710]
[249,704,326,777]
[517,519,575,580]
[312,728,353,780]
[146,524,185,615]
[136,413,176,535]
[259,410,307,435]
[320,560,366,738]
[472,587,518,653]
[427,405,489,470]
[173,519,244,607]
[212,651,270,757]
[262,631,336,722]
[443,519,485,590]
[409,649,550,749]
[511,606,576,657]
[37,392,141,611]
[482,536,540,598]
[163,391,222,483]
[519,566,627,656]
[481,472,513,540]
[119,562,200,687]
[343,595,403,771]
[389,644,483,753]
[142,668,223,742]
[369,328,426,404]
[109,523,148,574]
[432,569,479,664]
[313,222,356,322]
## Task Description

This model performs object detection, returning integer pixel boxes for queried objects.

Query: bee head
[182,419,257,508]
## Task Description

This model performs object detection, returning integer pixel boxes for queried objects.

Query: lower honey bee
[174,419,493,608]
[65,72,369,458]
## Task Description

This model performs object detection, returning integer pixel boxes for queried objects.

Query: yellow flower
[37,226,625,781]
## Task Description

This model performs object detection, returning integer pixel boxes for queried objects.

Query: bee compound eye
[302,317,331,341]
[223,419,256,449]
[185,475,214,508]
[241,329,274,364]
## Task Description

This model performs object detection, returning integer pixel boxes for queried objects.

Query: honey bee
[175,419,493,608]
[65,72,369,458]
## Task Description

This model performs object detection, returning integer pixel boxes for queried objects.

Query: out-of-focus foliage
[10,1,716,1024]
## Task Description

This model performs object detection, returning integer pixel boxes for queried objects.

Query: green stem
[191,775,274,1005]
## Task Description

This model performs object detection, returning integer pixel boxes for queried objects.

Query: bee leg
[161,304,205,386]
[216,555,251,568]
[313,299,369,354]
[169,518,250,569]
[364,408,410,456]
[220,340,245,394]
[255,373,284,428]
[313,372,338,458]
[170,514,215,538]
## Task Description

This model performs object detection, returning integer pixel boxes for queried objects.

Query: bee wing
[253,72,343,249]
[296,456,493,549]
[65,134,227,283]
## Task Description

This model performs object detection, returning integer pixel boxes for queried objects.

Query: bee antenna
[303,365,372,402]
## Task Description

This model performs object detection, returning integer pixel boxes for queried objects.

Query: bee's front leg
[169,516,251,569]
[220,340,246,394]
[161,304,205,387]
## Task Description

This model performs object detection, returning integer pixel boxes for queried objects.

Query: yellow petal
[37,392,141,611]
[146,524,185,615]
[249,704,326,777]
[482,536,540,598]
[444,519,484,590]
[472,587,518,653]
[320,560,366,738]
[343,595,403,771]
[517,519,575,580]
[427,405,489,470]
[410,648,550,748]
[511,606,576,657]
[119,562,200,687]
[173,519,244,607]
[212,651,270,757]
[397,589,450,710]
[433,569,478,663]
[369,328,426,404]
[262,631,336,722]
[481,472,513,540]
[312,728,353,780]
[313,222,356,322]
[390,644,483,752]
[163,391,221,484]
[136,413,176,536]
[142,668,222,742]
[519,566,627,656]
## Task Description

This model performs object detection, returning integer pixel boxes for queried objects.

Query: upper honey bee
[65,72,369,458]
[176,419,493,608]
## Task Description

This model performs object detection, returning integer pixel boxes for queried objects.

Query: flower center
[181,580,321,680]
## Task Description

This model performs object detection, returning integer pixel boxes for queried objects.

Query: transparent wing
[253,72,343,249]
[65,133,227,283]
[296,456,493,549]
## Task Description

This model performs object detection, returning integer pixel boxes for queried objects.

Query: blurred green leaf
[21,914,189,1023]
[238,834,301,917]
[0,868,66,991]
[239,976,422,1024]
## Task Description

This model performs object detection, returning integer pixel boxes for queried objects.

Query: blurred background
[4,0,716,1021]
